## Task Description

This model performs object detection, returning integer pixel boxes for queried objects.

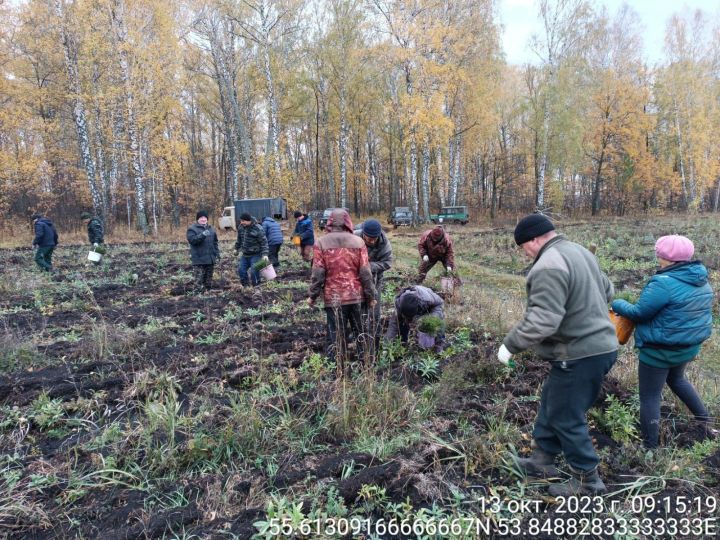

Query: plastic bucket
[292,236,301,246]
[87,251,102,263]
[260,264,277,281]
[417,332,435,349]
[441,276,454,294]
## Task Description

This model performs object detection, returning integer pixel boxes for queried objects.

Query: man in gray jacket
[355,219,393,354]
[499,213,617,496]
[385,285,445,351]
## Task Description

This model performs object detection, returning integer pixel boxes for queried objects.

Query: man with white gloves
[417,225,454,283]
[499,213,617,497]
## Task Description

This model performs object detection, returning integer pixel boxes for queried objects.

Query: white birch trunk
[421,141,430,221]
[54,0,102,214]
[339,84,348,209]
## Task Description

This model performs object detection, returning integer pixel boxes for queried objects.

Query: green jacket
[504,235,618,361]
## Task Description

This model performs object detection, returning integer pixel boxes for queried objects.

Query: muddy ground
[0,236,718,539]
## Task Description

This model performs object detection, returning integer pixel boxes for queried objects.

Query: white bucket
[260,264,276,281]
[87,251,102,262]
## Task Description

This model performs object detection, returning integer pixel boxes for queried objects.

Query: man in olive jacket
[187,210,219,292]
[498,213,617,496]
[354,219,392,354]
[235,212,269,286]
[80,212,104,247]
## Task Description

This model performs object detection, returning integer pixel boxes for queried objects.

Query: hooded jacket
[262,217,284,246]
[611,261,713,351]
[309,209,376,307]
[385,285,444,341]
[33,218,59,247]
[187,223,219,265]
[418,228,454,267]
[235,218,269,257]
[293,216,315,246]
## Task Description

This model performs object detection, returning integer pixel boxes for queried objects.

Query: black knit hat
[239,212,253,222]
[196,210,209,220]
[362,219,382,238]
[294,211,303,219]
[80,212,92,220]
[31,213,42,221]
[514,213,555,245]
[398,293,421,319]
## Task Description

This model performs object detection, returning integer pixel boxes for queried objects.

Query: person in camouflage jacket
[235,212,269,286]
[308,208,376,365]
[80,212,104,246]
[417,226,455,283]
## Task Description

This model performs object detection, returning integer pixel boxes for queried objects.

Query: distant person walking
[293,211,315,265]
[186,210,219,292]
[262,216,284,270]
[499,213,617,496]
[235,213,269,286]
[80,212,104,247]
[31,213,59,272]
[417,225,454,283]
[308,209,376,366]
[611,235,715,448]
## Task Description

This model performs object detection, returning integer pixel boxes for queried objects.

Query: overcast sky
[500,0,720,66]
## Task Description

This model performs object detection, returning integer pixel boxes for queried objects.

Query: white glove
[93,243,99,248]
[422,255,429,262]
[497,344,513,366]
[202,229,211,237]
[262,255,269,261]
[446,266,452,273]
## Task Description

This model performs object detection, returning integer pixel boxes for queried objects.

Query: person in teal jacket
[611,235,714,449]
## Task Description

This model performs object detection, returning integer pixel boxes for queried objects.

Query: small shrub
[417,316,445,337]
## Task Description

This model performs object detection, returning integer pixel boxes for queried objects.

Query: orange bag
[292,235,301,246]
[609,309,635,345]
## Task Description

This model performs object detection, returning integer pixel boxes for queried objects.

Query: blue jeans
[238,254,261,285]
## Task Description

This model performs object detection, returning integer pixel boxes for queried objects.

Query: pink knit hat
[655,235,694,262]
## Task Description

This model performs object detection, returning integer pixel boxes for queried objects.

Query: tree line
[0,0,718,233]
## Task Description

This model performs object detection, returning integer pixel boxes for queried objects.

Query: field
[1,216,719,539]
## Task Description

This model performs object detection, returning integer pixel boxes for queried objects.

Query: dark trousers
[326,304,366,365]
[417,257,448,283]
[638,361,709,448]
[268,244,281,269]
[238,254,261,286]
[362,290,382,359]
[533,350,617,472]
[35,246,54,271]
[193,264,214,291]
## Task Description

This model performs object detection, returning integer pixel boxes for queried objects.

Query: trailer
[218,197,288,231]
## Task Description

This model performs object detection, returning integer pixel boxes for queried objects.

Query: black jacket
[33,218,59,247]
[187,223,220,265]
[87,217,104,244]
[235,219,269,256]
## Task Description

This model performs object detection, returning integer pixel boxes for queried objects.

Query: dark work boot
[514,445,559,478]
[548,466,607,497]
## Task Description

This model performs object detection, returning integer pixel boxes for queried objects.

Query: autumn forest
[1,0,718,232]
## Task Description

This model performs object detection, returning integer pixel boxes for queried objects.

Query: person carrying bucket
[384,285,445,353]
[417,225,454,283]
[235,213,269,287]
[293,211,315,265]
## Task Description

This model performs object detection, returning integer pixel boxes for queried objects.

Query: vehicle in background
[430,206,469,225]
[387,207,413,228]
[218,197,288,231]
[319,208,349,230]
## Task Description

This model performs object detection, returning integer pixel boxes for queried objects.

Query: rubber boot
[548,466,607,497]
[514,444,559,478]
